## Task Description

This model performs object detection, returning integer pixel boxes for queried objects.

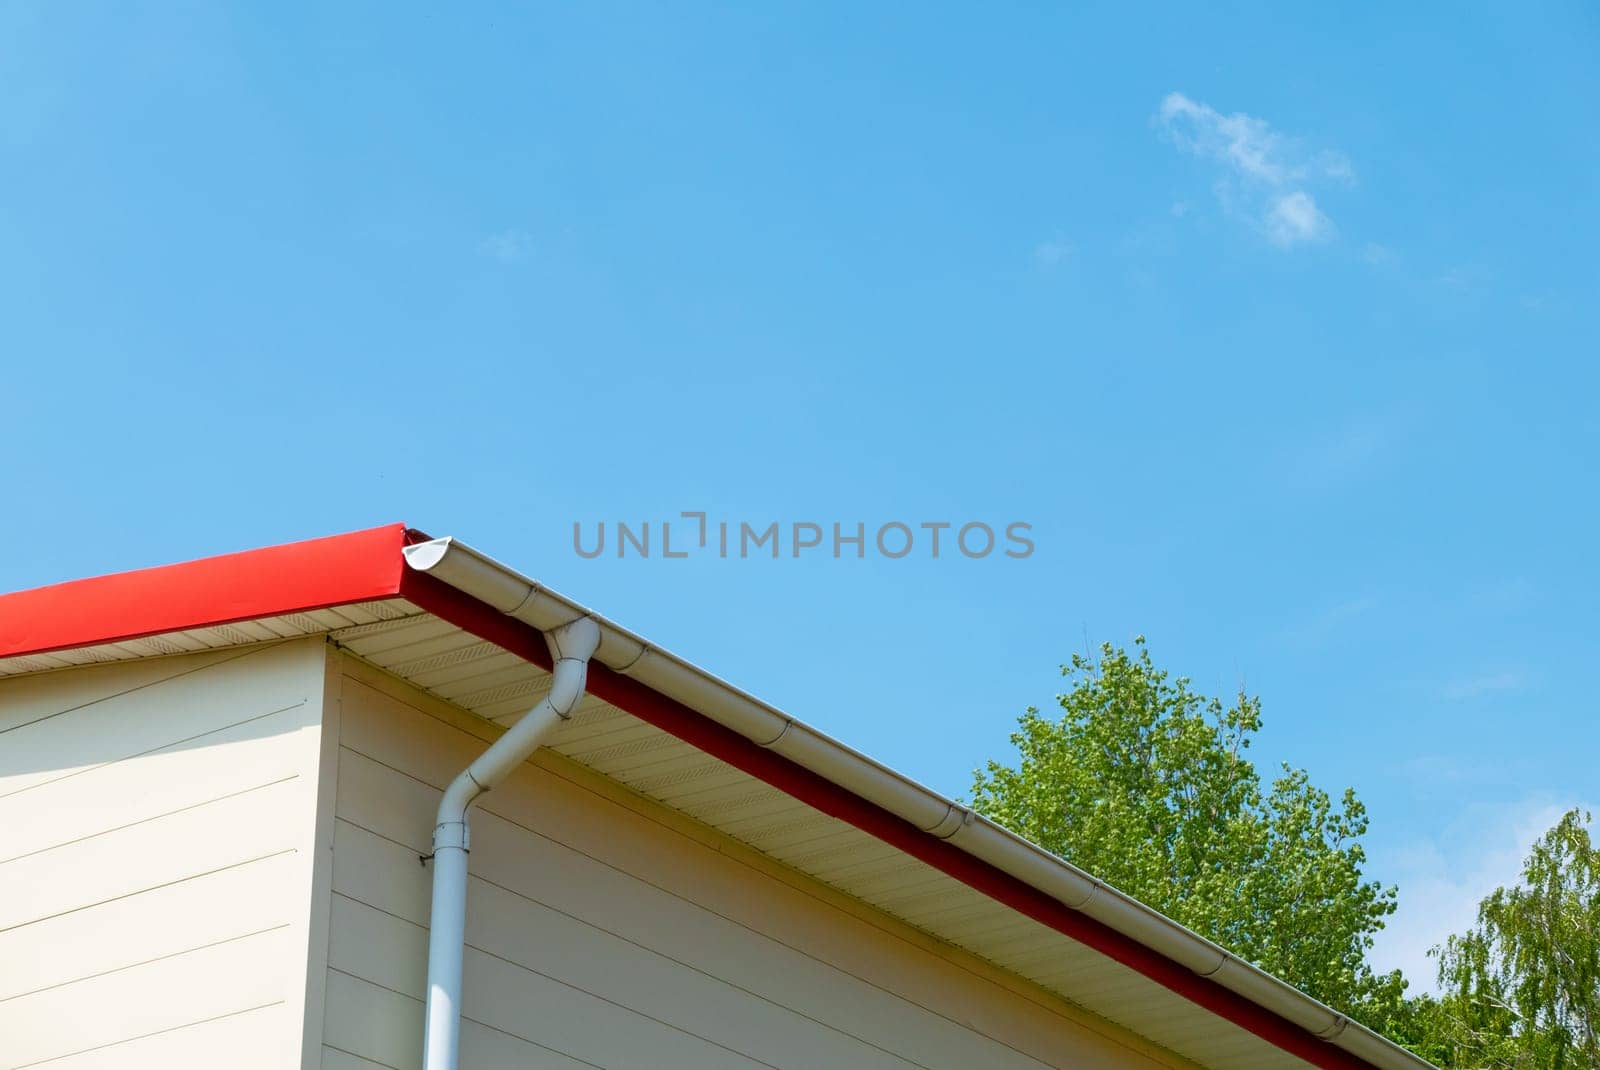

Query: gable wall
[0,638,337,1069]
[319,653,1180,1070]
[0,635,1191,1070]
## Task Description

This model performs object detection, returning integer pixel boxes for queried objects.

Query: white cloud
[1157,92,1350,249]
[479,229,533,263]
[1160,92,1296,184]
[1266,191,1333,246]
[1370,796,1595,993]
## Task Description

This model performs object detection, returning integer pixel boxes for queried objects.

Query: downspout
[421,615,601,1070]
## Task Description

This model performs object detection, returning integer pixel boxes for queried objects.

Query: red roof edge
[0,523,411,660]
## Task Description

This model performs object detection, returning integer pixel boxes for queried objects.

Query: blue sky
[3,3,1595,993]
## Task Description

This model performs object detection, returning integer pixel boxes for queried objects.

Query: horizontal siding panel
[323,968,610,1070]
[0,852,296,1002]
[322,1045,397,1070]
[330,885,919,1070]
[332,894,850,1070]
[0,703,311,863]
[24,1003,287,1070]
[0,927,289,1069]
[0,643,313,800]
[322,969,420,1070]
[0,648,246,730]
[0,776,302,932]
[0,639,325,1069]
[331,686,1132,1070]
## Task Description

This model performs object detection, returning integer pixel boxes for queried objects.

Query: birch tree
[1432,809,1598,1069]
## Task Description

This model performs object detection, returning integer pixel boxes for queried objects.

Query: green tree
[1431,809,1598,1069]
[969,637,1405,1017]
[1356,990,1458,1068]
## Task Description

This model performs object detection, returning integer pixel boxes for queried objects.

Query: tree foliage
[1430,809,1598,1070]
[969,638,1405,1016]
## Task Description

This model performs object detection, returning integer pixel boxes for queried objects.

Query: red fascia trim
[0,524,411,661]
[397,568,1375,1070]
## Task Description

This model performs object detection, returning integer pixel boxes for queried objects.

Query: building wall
[0,639,335,1070]
[0,636,1186,1070]
[320,654,1176,1070]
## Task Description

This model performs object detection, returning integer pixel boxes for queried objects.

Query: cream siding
[0,632,1199,1070]
[0,640,335,1069]
[321,657,1181,1070]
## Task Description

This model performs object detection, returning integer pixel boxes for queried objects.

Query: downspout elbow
[430,616,600,841]
[441,616,599,807]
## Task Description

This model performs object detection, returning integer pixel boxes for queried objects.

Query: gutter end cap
[403,536,456,573]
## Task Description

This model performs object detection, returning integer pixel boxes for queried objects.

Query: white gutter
[421,614,600,1070]
[402,537,1435,1070]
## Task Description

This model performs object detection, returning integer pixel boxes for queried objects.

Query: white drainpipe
[421,615,601,1070]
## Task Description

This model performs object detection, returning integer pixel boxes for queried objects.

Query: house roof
[0,523,1434,1070]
